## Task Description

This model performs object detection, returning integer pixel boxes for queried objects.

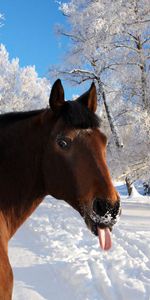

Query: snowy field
[9,183,150,300]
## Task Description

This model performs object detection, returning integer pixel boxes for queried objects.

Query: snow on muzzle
[88,199,121,251]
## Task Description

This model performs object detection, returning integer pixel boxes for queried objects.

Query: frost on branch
[0,44,51,113]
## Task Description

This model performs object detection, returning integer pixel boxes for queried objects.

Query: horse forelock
[59,101,101,130]
[0,103,100,132]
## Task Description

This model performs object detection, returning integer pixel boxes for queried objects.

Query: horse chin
[84,213,113,237]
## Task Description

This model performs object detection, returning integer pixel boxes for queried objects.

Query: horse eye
[57,137,71,149]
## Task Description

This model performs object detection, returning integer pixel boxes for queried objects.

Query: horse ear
[78,82,97,113]
[49,79,65,113]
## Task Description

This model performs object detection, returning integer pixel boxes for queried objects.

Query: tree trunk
[102,91,124,148]
[140,63,148,111]
[135,32,148,111]
[125,176,133,196]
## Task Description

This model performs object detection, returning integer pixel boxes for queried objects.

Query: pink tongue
[97,227,112,251]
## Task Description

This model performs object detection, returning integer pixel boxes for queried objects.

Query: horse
[0,79,121,299]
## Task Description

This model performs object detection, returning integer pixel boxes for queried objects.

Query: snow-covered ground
[9,183,150,300]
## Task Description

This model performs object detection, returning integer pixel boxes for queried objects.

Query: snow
[128,184,144,198]
[9,183,150,300]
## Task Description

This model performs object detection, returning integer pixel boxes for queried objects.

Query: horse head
[43,79,121,250]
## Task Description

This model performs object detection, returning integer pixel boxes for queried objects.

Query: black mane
[0,109,45,128]
[60,101,101,129]
[0,101,100,130]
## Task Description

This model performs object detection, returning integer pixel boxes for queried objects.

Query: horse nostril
[93,198,121,218]
[93,198,109,217]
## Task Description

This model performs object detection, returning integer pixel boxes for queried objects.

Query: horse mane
[0,101,100,130]
[0,109,45,128]
[60,101,101,129]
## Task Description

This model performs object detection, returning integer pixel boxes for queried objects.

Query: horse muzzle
[84,197,121,236]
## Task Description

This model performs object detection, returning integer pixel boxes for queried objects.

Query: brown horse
[0,79,120,299]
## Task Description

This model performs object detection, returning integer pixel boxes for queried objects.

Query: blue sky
[0,0,81,98]
[0,0,64,75]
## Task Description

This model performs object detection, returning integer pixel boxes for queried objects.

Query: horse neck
[0,110,51,239]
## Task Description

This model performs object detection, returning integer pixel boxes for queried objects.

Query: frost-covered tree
[52,0,127,148]
[109,0,150,111]
[58,0,150,111]
[55,0,150,124]
[0,44,51,113]
[108,104,150,181]
[53,0,150,182]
